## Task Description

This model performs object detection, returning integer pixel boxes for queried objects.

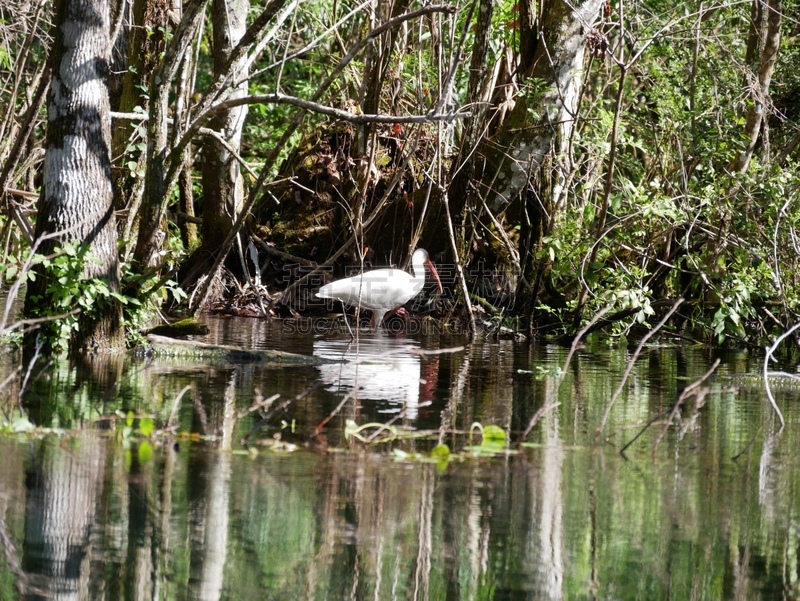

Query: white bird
[316,248,443,327]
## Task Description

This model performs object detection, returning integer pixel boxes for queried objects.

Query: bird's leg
[386,307,411,322]
[371,310,387,331]
[382,307,411,327]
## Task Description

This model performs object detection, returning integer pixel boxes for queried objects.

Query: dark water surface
[1,316,799,600]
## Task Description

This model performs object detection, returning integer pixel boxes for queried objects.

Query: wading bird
[316,248,443,328]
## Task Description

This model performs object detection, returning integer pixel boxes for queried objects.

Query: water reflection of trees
[3,344,800,597]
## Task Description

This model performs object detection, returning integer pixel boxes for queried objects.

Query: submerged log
[145,334,326,365]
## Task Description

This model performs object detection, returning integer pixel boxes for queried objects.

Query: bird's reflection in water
[314,335,422,420]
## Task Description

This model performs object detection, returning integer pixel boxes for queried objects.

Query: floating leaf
[139,417,155,437]
[430,444,451,460]
[482,425,506,444]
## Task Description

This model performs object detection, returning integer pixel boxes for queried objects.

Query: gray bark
[200,0,249,251]
[24,0,124,354]
[489,0,603,216]
[451,0,603,308]
[133,0,208,270]
[110,0,170,218]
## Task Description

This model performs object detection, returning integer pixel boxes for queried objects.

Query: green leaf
[430,444,451,460]
[139,417,155,437]
[482,425,506,444]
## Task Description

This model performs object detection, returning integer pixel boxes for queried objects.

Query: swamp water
[1,315,799,600]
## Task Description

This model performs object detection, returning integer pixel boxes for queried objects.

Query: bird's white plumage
[316,248,440,326]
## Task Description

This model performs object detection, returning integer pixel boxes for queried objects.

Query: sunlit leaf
[139,417,155,437]
[430,444,451,460]
[482,425,506,444]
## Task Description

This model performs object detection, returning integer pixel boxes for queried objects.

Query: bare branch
[762,321,800,429]
[205,92,468,124]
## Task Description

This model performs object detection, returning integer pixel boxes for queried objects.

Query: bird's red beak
[425,258,443,294]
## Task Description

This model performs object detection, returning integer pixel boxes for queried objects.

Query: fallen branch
[146,334,325,365]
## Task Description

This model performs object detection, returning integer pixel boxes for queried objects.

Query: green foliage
[20,242,141,353]
[521,0,800,345]
[465,422,510,456]
[4,0,798,348]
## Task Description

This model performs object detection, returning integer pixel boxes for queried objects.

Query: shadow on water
[1,316,800,598]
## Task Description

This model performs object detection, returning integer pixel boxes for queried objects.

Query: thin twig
[619,409,671,457]
[313,391,355,437]
[365,402,433,442]
[18,336,46,398]
[240,382,323,444]
[166,385,192,430]
[731,422,765,462]
[207,93,468,124]
[238,391,281,419]
[520,402,562,441]
[442,191,477,333]
[556,304,613,390]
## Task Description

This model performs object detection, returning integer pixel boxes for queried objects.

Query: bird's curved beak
[425,258,443,294]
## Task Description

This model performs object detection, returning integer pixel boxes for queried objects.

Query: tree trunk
[24,0,124,355]
[22,436,105,598]
[448,0,495,206]
[132,0,208,272]
[491,0,602,230]
[727,0,781,173]
[110,0,170,214]
[199,0,249,253]
[453,0,603,308]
